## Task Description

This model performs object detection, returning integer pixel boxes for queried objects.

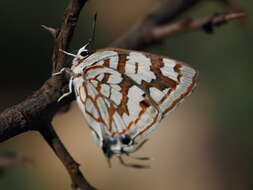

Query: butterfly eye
[121,135,132,145]
[80,50,89,57]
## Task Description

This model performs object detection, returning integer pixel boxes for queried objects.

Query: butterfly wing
[73,48,197,143]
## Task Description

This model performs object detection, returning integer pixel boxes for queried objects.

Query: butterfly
[55,43,197,168]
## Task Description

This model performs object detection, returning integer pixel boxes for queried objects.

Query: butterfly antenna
[106,157,112,168]
[126,154,153,161]
[128,139,149,154]
[88,12,97,51]
[117,156,150,169]
[59,49,77,58]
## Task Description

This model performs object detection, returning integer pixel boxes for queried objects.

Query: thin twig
[152,12,246,39]
[39,123,97,190]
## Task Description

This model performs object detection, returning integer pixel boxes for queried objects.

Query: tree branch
[0,77,67,142]
[0,0,96,189]
[111,0,204,49]
[0,0,87,142]
[39,123,96,190]
[52,0,88,72]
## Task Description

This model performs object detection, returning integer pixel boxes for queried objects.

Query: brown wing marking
[76,83,104,124]
[116,53,126,73]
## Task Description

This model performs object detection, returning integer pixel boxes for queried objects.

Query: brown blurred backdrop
[0,0,253,190]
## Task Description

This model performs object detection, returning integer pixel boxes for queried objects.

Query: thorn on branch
[41,25,59,38]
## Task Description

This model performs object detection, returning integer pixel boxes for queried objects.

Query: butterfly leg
[52,68,72,76]
[52,68,75,102]
[57,76,74,102]
[125,139,149,153]
[125,154,153,161]
[117,156,150,169]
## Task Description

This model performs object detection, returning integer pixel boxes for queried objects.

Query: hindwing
[73,48,197,143]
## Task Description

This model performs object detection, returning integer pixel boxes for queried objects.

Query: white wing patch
[91,80,98,87]
[149,87,165,102]
[160,58,179,81]
[113,112,127,132]
[126,86,144,124]
[96,96,109,126]
[110,84,121,91]
[86,83,96,99]
[110,88,122,105]
[107,73,122,84]
[109,55,119,69]
[85,98,99,118]
[125,52,156,84]
[97,73,104,81]
[101,84,110,97]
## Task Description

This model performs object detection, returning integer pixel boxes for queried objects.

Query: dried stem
[152,12,246,39]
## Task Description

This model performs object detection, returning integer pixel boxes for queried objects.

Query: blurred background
[0,0,253,189]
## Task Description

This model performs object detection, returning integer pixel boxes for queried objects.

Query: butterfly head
[102,135,132,159]
[101,135,151,168]
[59,43,93,61]
[76,43,93,58]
